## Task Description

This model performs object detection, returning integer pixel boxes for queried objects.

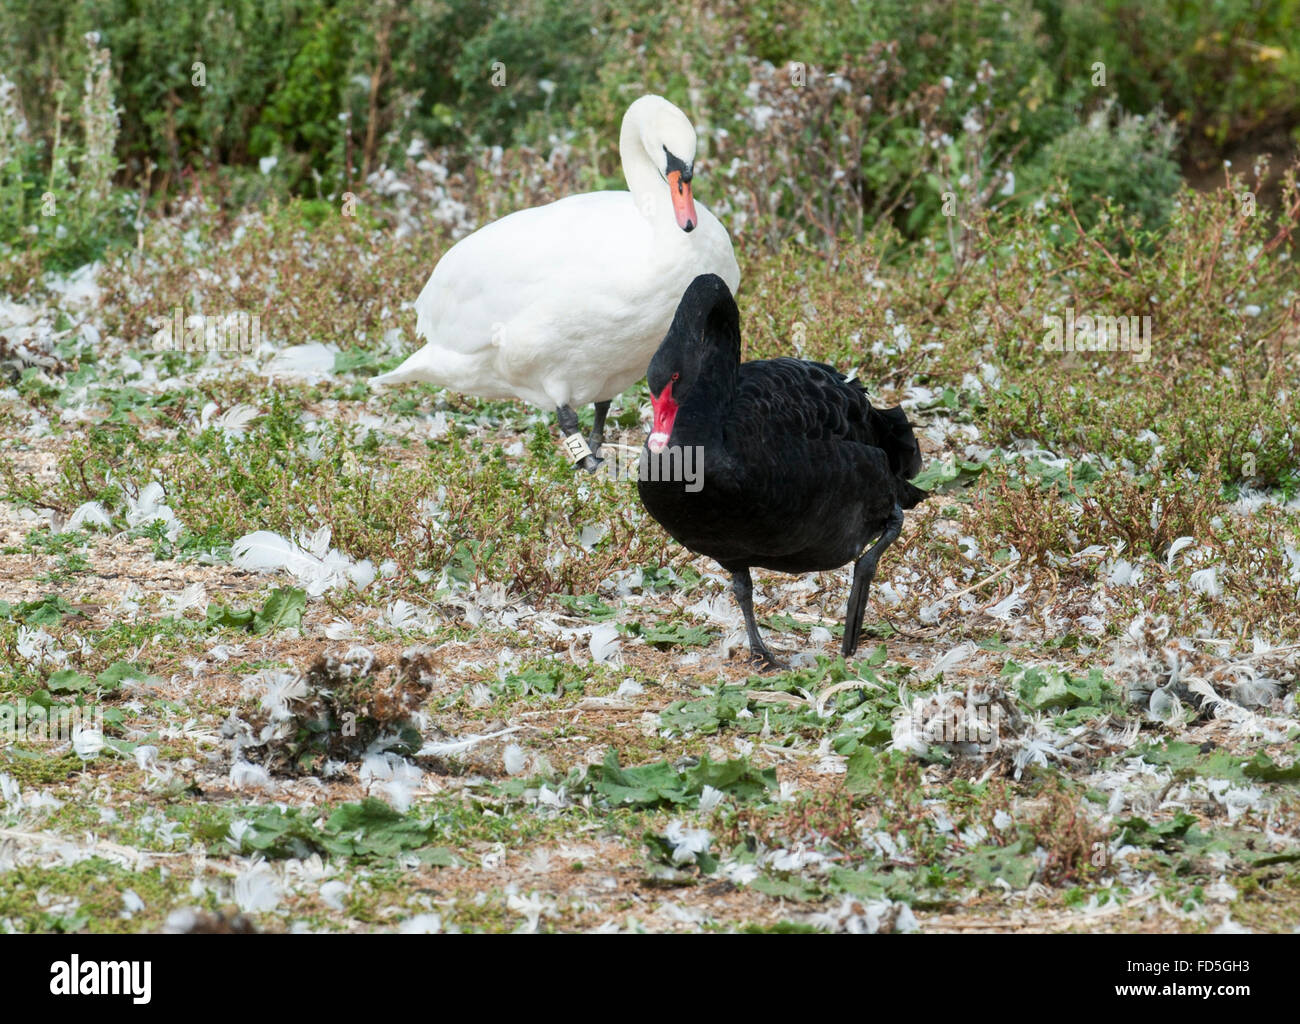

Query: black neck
[674,319,740,446]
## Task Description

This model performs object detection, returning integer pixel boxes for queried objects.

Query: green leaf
[953,837,1038,889]
[751,874,821,901]
[205,602,255,629]
[557,593,619,621]
[1023,457,1103,495]
[845,746,880,795]
[237,799,443,861]
[1135,740,1203,769]
[47,670,96,693]
[761,612,814,634]
[1134,741,1249,782]
[500,665,566,696]
[587,750,690,807]
[253,587,306,633]
[910,458,986,493]
[684,756,778,802]
[1237,846,1300,867]
[635,621,716,649]
[826,866,888,899]
[659,689,748,736]
[96,661,156,692]
[642,830,718,874]
[582,751,775,809]
[1116,811,1198,848]
[826,865,925,902]
[16,594,74,627]
[1013,664,1114,710]
[333,348,381,374]
[637,565,703,594]
[1007,664,1118,726]
[1243,750,1300,783]
[445,539,482,584]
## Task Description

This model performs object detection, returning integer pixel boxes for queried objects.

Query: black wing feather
[729,358,926,508]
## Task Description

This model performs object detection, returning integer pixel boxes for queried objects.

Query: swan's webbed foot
[747,646,787,672]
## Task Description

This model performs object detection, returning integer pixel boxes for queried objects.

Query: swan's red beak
[666,170,697,233]
[648,381,678,452]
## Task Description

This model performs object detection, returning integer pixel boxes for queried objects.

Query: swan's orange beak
[667,170,697,233]
[648,381,678,452]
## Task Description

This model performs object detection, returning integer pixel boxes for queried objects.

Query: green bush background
[1,0,1298,265]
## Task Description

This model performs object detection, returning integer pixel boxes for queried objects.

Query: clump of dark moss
[230,648,439,776]
[304,647,437,752]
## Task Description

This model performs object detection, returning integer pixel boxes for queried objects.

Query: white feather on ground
[231,528,375,597]
[261,341,338,379]
[66,501,113,532]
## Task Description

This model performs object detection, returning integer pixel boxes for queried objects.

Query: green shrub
[1020,101,1182,240]
[0,31,128,274]
[0,0,1296,256]
[1045,0,1300,166]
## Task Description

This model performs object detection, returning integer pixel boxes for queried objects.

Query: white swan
[369,94,740,470]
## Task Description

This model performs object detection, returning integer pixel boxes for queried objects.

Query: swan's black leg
[841,503,904,658]
[556,404,581,438]
[731,569,785,670]
[557,404,603,473]
[588,400,611,456]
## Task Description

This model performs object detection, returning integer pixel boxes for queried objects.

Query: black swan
[637,274,928,667]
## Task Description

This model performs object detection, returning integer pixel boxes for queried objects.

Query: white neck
[619,116,671,226]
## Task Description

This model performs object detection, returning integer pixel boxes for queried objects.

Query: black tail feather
[868,405,922,477]
[869,404,928,507]
[898,479,929,510]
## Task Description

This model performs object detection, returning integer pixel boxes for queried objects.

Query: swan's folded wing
[410,192,657,356]
[729,359,925,504]
[731,359,875,443]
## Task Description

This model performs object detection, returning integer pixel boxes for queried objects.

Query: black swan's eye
[671,372,680,381]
